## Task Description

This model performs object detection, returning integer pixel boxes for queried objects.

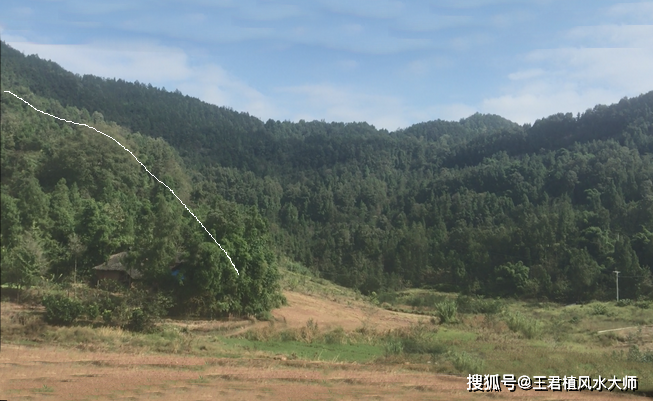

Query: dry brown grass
[0,344,641,401]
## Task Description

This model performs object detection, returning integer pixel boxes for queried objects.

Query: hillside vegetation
[1,41,652,306]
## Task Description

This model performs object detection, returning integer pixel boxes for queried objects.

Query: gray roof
[92,252,142,279]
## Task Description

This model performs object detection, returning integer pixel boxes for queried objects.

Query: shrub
[85,302,100,321]
[126,308,152,333]
[102,309,113,325]
[591,303,608,315]
[504,312,543,339]
[435,300,457,323]
[323,326,347,345]
[255,311,274,321]
[377,291,398,305]
[456,295,504,315]
[384,337,404,356]
[449,351,485,374]
[42,294,84,326]
[616,299,633,307]
[300,318,319,343]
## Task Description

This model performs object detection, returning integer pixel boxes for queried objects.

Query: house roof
[92,252,142,280]
[93,252,184,280]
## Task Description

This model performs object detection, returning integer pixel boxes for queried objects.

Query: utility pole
[613,271,620,301]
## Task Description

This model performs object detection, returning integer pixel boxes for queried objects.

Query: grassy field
[1,267,652,399]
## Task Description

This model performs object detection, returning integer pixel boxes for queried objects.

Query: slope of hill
[1,41,652,302]
[0,89,283,318]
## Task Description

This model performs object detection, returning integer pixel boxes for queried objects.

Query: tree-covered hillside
[0,89,283,318]
[2,41,652,302]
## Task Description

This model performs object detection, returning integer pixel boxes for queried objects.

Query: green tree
[494,261,530,296]
[1,229,48,290]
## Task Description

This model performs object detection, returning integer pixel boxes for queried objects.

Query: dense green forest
[1,41,652,304]
[0,82,282,318]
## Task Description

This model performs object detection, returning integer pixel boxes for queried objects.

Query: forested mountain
[0,87,282,318]
[2,41,652,303]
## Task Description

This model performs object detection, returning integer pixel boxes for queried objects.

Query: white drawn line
[3,90,239,275]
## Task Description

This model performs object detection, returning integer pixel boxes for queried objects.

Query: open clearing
[1,290,647,401]
[2,271,651,400]
[0,343,640,401]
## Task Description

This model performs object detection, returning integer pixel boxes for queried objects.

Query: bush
[504,312,543,339]
[126,307,154,333]
[323,326,347,345]
[85,302,100,321]
[42,294,84,326]
[449,351,485,374]
[377,291,398,305]
[102,309,113,325]
[616,299,633,307]
[384,337,404,356]
[435,300,457,323]
[255,311,274,321]
[591,303,608,315]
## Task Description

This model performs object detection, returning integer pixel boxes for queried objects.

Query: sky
[1,0,652,131]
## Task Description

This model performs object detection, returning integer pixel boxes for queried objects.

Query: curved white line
[3,90,239,275]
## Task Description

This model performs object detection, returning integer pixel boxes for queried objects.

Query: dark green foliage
[42,294,84,325]
[435,300,458,323]
[102,309,113,325]
[2,41,652,304]
[126,308,150,333]
[85,302,100,321]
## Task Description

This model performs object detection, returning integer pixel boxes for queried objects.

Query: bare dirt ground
[271,292,424,330]
[1,291,647,400]
[0,344,640,401]
[159,291,425,335]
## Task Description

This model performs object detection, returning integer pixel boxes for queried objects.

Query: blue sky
[1,0,652,130]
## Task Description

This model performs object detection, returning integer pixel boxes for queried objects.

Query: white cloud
[402,56,454,77]
[508,68,545,81]
[449,33,494,51]
[176,65,279,121]
[337,59,359,70]
[318,0,405,19]
[238,3,305,21]
[5,39,279,121]
[277,84,409,130]
[605,2,653,23]
[482,23,653,124]
[441,103,477,121]
[6,40,192,82]
[567,24,653,48]
[393,14,473,32]
[481,89,618,125]
[53,0,140,15]
[526,47,653,93]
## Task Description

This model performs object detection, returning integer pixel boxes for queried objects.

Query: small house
[93,252,184,286]
[93,252,142,285]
